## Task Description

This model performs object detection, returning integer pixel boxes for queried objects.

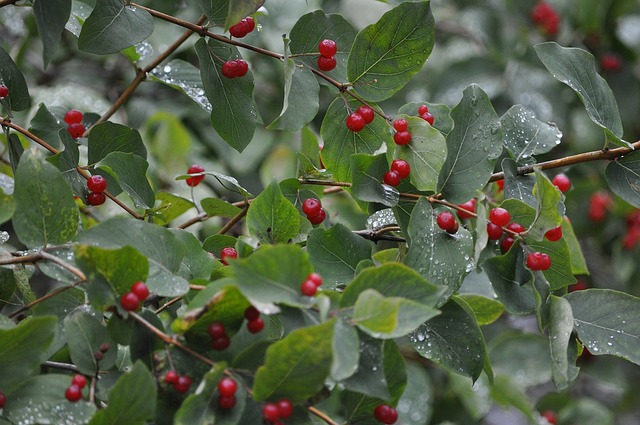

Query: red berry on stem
[373,404,398,424]
[506,222,525,234]
[64,109,83,124]
[527,251,551,271]
[222,61,238,78]
[418,104,429,115]
[307,273,323,287]
[317,55,337,71]
[301,279,318,297]
[234,59,249,77]
[229,18,253,38]
[545,225,563,241]
[307,208,326,225]
[65,384,82,402]
[247,317,265,333]
[87,192,106,206]
[393,118,408,132]
[120,292,140,311]
[164,370,178,384]
[552,174,571,193]
[220,247,238,265]
[130,281,149,301]
[356,105,374,124]
[218,395,236,409]
[393,130,411,145]
[318,39,337,57]
[67,122,85,138]
[211,335,231,351]
[489,207,511,227]
[208,322,226,339]
[391,159,410,179]
[457,199,476,219]
[87,175,107,193]
[263,403,281,422]
[487,223,504,240]
[0,85,8,98]
[72,374,87,389]
[436,211,456,232]
[302,198,322,217]
[173,375,192,393]
[383,170,401,187]
[186,165,205,187]
[217,378,238,397]
[500,236,515,254]
[421,112,434,125]
[244,17,255,33]
[346,113,365,132]
[244,306,260,321]
[277,399,294,419]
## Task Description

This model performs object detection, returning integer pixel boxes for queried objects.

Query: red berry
[87,192,106,206]
[222,61,238,78]
[457,199,476,219]
[277,399,294,419]
[500,236,515,254]
[211,335,231,351]
[65,384,82,402]
[317,55,337,71]
[544,225,562,241]
[418,104,429,115]
[531,2,560,35]
[72,374,87,389]
[569,280,588,292]
[436,211,456,232]
[526,251,551,271]
[0,85,8,98]
[120,292,140,311]
[173,375,192,393]
[446,220,459,235]
[420,112,434,125]
[301,279,318,296]
[263,403,281,422]
[601,54,622,72]
[220,247,238,265]
[588,205,606,222]
[496,179,504,190]
[307,272,322,287]
[393,118,408,132]
[244,306,260,321]
[318,39,337,57]
[623,226,640,250]
[247,317,265,333]
[64,109,83,124]
[208,322,226,339]
[0,390,5,408]
[506,222,525,234]
[391,159,410,179]
[393,130,411,145]
[244,17,255,33]
[164,370,178,384]
[229,17,254,38]
[87,175,107,193]
[487,223,504,240]
[356,105,375,124]
[383,170,401,187]
[307,208,326,225]
[186,165,205,187]
[67,122,85,138]
[346,113,365,132]
[218,395,236,409]
[217,378,238,397]
[541,410,557,424]
[373,404,398,424]
[552,174,570,193]
[130,281,149,301]
[302,198,322,216]
[234,59,249,77]
[489,207,511,226]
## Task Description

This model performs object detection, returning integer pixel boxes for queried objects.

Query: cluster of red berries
[86,174,107,206]
[0,85,8,98]
[436,210,459,235]
[244,305,265,333]
[392,118,411,145]
[374,404,398,424]
[217,377,239,409]
[229,16,255,38]
[417,104,434,125]
[300,272,323,297]
[220,247,238,265]
[208,321,231,351]
[262,399,294,424]
[317,39,337,72]
[346,105,374,132]
[530,1,560,36]
[185,165,205,187]
[164,370,192,393]
[221,59,249,79]
[65,374,87,402]
[302,197,326,225]
[383,159,411,187]
[622,210,640,250]
[588,191,613,222]
[64,109,85,139]
[120,281,150,312]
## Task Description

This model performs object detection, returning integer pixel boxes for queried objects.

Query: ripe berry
[318,39,337,57]
[356,105,375,124]
[531,2,559,36]
[0,390,5,408]
[418,104,429,115]
[234,59,249,77]
[457,199,476,219]
[393,130,411,145]
[186,165,205,187]
[552,174,570,193]
[65,384,82,402]
[0,85,8,98]
[218,395,236,409]
[247,317,265,333]
[86,192,106,206]
[391,159,410,179]
[436,211,456,232]
[541,410,557,424]
[208,322,226,339]
[569,280,588,292]
[346,113,366,132]
[317,56,337,71]
[130,281,149,301]
[211,335,231,351]
[302,198,322,216]
[383,170,401,187]
[120,292,140,311]
[544,226,562,241]
[217,378,237,397]
[244,306,260,321]
[229,17,255,38]
[277,399,294,418]
[526,251,551,271]
[421,112,434,125]
[307,272,322,287]
[164,370,178,384]
[487,223,504,240]
[600,54,622,72]
[67,122,85,138]
[373,404,398,424]
[87,175,107,193]
[173,375,192,393]
[489,207,511,227]
[506,222,525,234]
[500,236,515,254]
[222,59,249,78]
[262,403,281,422]
[220,247,238,265]
[64,109,83,124]
[301,279,318,297]
[72,374,87,389]
[307,208,326,225]
[393,118,408,132]
[496,179,504,190]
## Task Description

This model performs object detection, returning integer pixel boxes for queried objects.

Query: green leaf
[0,316,57,393]
[437,84,502,204]
[404,198,474,303]
[549,295,580,390]
[347,1,435,102]
[88,361,156,425]
[34,0,71,67]
[458,294,505,325]
[252,320,334,403]
[353,289,439,338]
[490,332,552,386]
[48,129,80,173]
[409,296,488,382]
[523,236,576,290]
[246,180,300,244]
[201,197,242,218]
[224,0,263,30]
[78,0,153,55]
[0,46,30,111]
[528,167,564,241]
[350,153,398,207]
[502,158,537,207]
[64,309,116,375]
[153,192,194,225]
[605,150,640,208]
[561,217,589,275]
[397,116,448,192]
[13,149,78,247]
[565,289,640,365]
[195,38,257,152]
[331,319,360,381]
[198,0,229,26]
[29,104,63,150]
[500,105,562,163]
[74,245,148,294]
[96,151,155,209]
[342,333,391,400]
[534,42,627,148]
[87,122,147,165]
[149,59,211,111]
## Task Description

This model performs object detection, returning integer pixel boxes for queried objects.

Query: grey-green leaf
[549,295,580,390]
[97,152,155,209]
[246,180,300,244]
[34,0,71,67]
[0,46,30,111]
[500,105,562,163]
[88,122,147,165]
[605,150,640,208]
[64,309,116,375]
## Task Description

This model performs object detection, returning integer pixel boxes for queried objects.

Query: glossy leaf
[0,46,30,111]
[246,180,300,244]
[176,170,252,198]
[350,153,398,207]
[96,152,155,209]
[605,150,640,208]
[149,59,211,112]
[549,295,580,390]
[64,309,116,375]
[34,0,71,67]
[78,0,153,55]
[347,1,435,102]
[87,122,147,165]
[500,105,562,163]
[438,84,502,204]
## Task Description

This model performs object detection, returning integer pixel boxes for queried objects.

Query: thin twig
[217,206,248,235]
[8,279,85,318]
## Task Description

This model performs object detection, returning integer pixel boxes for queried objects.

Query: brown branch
[217,206,248,235]
[308,406,339,425]
[8,279,85,318]
[0,0,19,7]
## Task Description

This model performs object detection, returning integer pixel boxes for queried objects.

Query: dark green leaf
[87,122,147,165]
[34,0,71,67]
[48,129,80,173]
[500,105,562,163]
[331,319,360,381]
[170,229,216,280]
[246,180,300,244]
[490,332,552,386]
[96,151,155,209]
[8,134,24,175]
[347,1,435,102]
[64,309,116,375]
[130,310,165,368]
[523,236,576,290]
[605,150,640,208]
[549,295,580,390]
[29,103,64,149]
[0,46,30,111]
[350,153,398,207]
[198,0,228,26]
[502,158,537,207]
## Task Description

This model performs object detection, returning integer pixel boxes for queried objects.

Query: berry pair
[0,85,8,98]
[229,16,255,38]
[383,159,410,187]
[417,104,434,125]
[487,207,511,240]
[500,222,525,253]
[208,322,231,351]
[65,374,87,403]
[164,370,192,393]
[244,306,264,333]
[530,1,560,36]
[374,404,398,424]
[526,251,551,271]
[86,174,107,206]
[300,272,323,297]
[393,118,411,145]
[217,377,238,409]
[302,198,326,225]
[120,281,150,312]
[220,247,238,265]
[346,105,374,132]
[436,211,459,234]
[64,109,85,139]
[186,165,205,187]
[262,399,294,424]
[317,39,337,72]
[221,59,249,78]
